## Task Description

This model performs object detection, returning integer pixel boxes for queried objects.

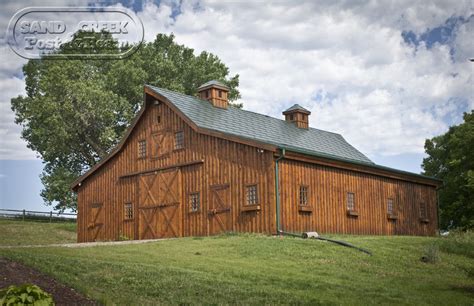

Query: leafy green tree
[11,32,240,211]
[422,111,474,230]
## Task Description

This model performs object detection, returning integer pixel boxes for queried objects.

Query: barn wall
[76,93,439,242]
[77,97,276,242]
[278,159,438,236]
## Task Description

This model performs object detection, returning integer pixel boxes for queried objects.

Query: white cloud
[0,73,38,160]
[0,0,472,162]
[136,0,472,158]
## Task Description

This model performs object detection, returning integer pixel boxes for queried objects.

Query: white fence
[0,208,76,222]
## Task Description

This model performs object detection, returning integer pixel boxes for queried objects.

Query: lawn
[0,219,76,246]
[0,221,473,305]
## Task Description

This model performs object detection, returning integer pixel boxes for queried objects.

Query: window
[218,90,222,98]
[206,90,210,98]
[289,114,294,121]
[138,140,146,158]
[157,115,161,124]
[124,203,133,220]
[347,192,355,211]
[299,186,308,206]
[189,193,200,212]
[387,198,394,215]
[420,202,427,219]
[175,131,184,150]
[246,185,258,205]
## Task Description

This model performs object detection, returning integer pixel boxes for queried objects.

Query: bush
[421,244,440,264]
[118,233,130,241]
[0,284,54,306]
[438,230,474,259]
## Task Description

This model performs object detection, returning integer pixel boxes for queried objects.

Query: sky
[0,0,473,212]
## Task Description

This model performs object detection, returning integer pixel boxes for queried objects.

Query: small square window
[299,186,308,206]
[347,192,355,211]
[246,185,258,205]
[289,114,294,121]
[124,203,133,220]
[189,193,200,212]
[138,140,146,158]
[175,131,184,150]
[387,198,394,215]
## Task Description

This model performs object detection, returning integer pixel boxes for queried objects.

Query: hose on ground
[316,236,372,256]
[278,230,372,256]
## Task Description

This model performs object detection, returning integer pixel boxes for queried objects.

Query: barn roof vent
[197,80,229,109]
[283,104,311,129]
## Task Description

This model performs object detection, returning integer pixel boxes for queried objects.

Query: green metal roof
[283,104,311,114]
[197,80,229,90]
[148,85,374,165]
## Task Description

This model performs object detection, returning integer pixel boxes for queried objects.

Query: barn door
[151,131,171,158]
[208,184,232,235]
[138,168,182,239]
[87,202,104,241]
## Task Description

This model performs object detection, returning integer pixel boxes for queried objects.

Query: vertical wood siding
[76,97,275,242]
[278,159,438,236]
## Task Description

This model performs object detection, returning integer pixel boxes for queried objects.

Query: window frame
[387,198,394,215]
[189,192,200,213]
[124,202,133,220]
[174,131,184,150]
[346,192,356,212]
[245,184,259,206]
[299,185,309,206]
[420,202,429,222]
[138,139,147,159]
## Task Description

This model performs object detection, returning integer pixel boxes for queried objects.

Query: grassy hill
[0,219,76,246]
[0,220,473,304]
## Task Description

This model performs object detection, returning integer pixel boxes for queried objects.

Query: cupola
[283,104,311,129]
[197,80,229,109]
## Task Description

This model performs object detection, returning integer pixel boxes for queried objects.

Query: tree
[11,32,241,211]
[422,111,474,230]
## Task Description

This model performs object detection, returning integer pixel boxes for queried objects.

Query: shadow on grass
[451,285,474,295]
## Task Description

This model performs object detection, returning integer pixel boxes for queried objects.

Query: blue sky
[0,0,472,212]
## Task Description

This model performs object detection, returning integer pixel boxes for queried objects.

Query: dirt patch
[0,257,97,305]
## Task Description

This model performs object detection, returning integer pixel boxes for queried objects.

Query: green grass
[0,219,76,246]
[0,224,473,305]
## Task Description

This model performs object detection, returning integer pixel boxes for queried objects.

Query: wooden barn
[72,80,442,242]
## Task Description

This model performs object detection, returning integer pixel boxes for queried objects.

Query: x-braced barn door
[208,184,232,235]
[87,202,104,241]
[138,168,182,239]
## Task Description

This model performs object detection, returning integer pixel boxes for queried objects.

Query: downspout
[275,148,286,235]
[436,184,444,236]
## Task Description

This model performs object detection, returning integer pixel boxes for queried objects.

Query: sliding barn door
[208,184,232,235]
[138,168,182,239]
